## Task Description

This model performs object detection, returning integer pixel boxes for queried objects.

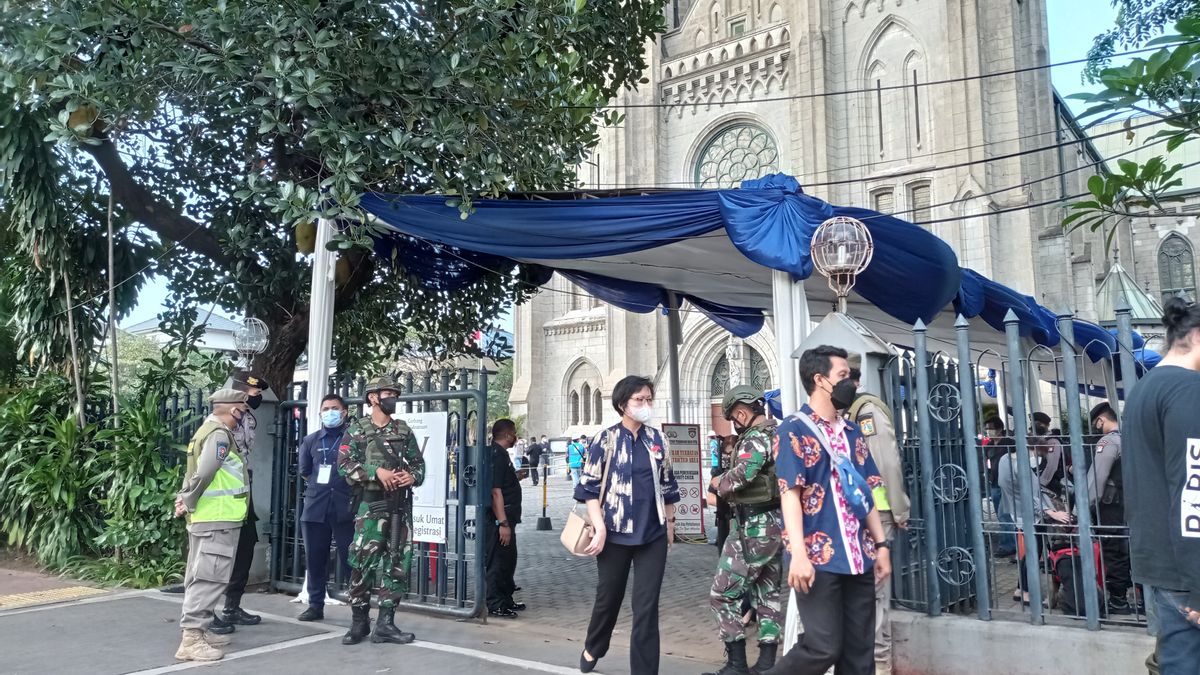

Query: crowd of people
[167,301,1200,674]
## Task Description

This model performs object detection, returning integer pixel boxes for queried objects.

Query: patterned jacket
[574,422,681,534]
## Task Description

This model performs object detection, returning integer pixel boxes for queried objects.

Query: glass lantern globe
[811,216,874,311]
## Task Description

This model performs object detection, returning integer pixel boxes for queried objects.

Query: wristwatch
[496,520,510,527]
[874,540,891,549]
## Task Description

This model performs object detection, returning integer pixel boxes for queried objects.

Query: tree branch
[79,134,231,265]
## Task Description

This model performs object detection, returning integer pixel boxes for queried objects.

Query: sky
[123,1,1123,332]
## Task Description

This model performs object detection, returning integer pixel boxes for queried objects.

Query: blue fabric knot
[738,173,803,193]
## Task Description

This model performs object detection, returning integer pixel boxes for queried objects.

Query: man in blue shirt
[567,436,587,486]
[296,394,355,622]
[764,346,891,675]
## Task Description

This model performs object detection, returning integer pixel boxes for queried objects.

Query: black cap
[231,369,271,391]
[1032,412,1052,425]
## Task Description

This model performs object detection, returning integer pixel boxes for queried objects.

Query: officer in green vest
[172,389,251,662]
[706,385,783,675]
[339,376,426,646]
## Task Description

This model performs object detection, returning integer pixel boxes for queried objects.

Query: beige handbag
[560,435,614,556]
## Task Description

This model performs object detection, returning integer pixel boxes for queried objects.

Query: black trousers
[1097,503,1131,599]
[486,526,519,611]
[777,570,876,675]
[586,535,668,675]
[224,517,258,609]
[302,516,354,609]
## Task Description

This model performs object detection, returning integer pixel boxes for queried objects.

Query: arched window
[711,354,731,397]
[593,389,604,424]
[1159,233,1197,301]
[580,383,592,424]
[711,347,771,397]
[570,391,581,425]
[749,347,771,390]
[694,123,780,189]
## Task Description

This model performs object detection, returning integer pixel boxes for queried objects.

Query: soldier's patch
[860,414,876,437]
[216,442,230,461]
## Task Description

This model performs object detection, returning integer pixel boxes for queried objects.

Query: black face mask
[378,396,398,416]
[830,379,857,411]
[246,393,262,410]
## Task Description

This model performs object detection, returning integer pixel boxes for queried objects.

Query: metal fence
[268,369,490,619]
[882,306,1145,631]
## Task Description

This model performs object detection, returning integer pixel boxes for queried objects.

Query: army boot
[751,642,777,675]
[371,606,416,644]
[702,640,751,675]
[342,605,372,645]
[203,629,232,647]
[175,628,224,662]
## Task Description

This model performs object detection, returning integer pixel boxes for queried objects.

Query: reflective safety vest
[186,420,249,523]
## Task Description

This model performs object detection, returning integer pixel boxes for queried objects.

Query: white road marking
[123,631,343,674]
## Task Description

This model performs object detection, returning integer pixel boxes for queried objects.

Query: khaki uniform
[849,393,908,672]
[178,415,246,630]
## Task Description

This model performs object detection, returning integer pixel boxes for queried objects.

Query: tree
[1065,17,1200,246]
[0,0,665,389]
[1086,1,1200,79]
[487,359,513,423]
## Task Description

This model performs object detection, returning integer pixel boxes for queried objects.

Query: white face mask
[1029,453,1039,469]
[630,405,653,424]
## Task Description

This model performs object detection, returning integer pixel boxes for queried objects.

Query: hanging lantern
[811,216,874,312]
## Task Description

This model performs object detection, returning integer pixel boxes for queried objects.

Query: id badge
[317,464,332,485]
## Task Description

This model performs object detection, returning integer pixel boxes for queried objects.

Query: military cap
[231,369,271,391]
[209,388,249,405]
[1032,411,1052,425]
[722,385,763,419]
[365,375,402,395]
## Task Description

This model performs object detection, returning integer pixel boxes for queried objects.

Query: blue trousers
[1153,587,1200,674]
[990,486,1017,555]
[302,516,354,609]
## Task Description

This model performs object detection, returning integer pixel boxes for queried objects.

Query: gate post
[1058,311,1102,630]
[913,319,942,615]
[1115,297,1139,400]
[1004,310,1044,624]
[955,316,991,620]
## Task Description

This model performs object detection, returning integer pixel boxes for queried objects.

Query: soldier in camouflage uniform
[338,376,426,646]
[705,385,783,675]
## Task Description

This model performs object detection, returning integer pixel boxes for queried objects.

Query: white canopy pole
[306,218,337,435]
[791,278,811,410]
[772,271,797,416]
[665,291,684,423]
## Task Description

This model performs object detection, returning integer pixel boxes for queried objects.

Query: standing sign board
[398,411,449,544]
[661,423,704,537]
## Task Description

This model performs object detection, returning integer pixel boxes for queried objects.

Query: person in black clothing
[1123,298,1200,674]
[487,420,524,618]
[296,394,355,622]
[1087,402,1135,614]
[526,436,542,486]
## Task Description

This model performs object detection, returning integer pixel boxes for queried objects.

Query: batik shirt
[774,404,885,575]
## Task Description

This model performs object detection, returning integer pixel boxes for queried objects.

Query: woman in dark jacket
[296,394,355,621]
[576,375,680,675]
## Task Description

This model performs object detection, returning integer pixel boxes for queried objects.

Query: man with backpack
[846,358,908,675]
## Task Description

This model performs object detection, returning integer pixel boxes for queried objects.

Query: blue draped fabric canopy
[358,173,1155,375]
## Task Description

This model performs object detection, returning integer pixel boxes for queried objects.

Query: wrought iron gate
[268,369,489,619]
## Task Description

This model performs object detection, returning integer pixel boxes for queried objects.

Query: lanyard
[319,430,344,464]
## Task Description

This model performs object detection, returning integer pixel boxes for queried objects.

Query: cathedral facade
[509,0,1194,439]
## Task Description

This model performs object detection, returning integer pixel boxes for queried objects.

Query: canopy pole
[306,218,336,434]
[771,271,797,415]
[791,278,810,409]
[666,291,683,423]
[1101,360,1121,415]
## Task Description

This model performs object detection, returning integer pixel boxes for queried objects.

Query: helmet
[364,376,402,396]
[722,385,762,420]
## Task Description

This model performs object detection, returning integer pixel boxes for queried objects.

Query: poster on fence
[397,411,448,544]
[661,423,704,537]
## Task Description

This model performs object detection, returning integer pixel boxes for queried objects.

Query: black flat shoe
[580,650,598,673]
[488,608,518,619]
[297,607,324,622]
[508,602,527,612]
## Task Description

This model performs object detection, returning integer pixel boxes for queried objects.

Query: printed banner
[398,411,449,544]
[661,423,704,537]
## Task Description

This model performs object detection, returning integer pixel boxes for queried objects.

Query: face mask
[1035,426,1048,436]
[630,405,653,424]
[830,378,858,411]
[378,396,398,416]
[320,409,343,428]
[1029,453,1039,469]
[247,393,263,410]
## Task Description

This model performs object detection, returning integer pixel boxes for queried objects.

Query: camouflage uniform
[338,414,426,610]
[710,420,784,644]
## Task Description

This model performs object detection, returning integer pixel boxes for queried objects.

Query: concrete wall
[892,611,1154,675]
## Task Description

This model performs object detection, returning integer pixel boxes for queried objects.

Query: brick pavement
[510,464,727,665]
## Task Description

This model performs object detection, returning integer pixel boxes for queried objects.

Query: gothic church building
[509,0,1191,438]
